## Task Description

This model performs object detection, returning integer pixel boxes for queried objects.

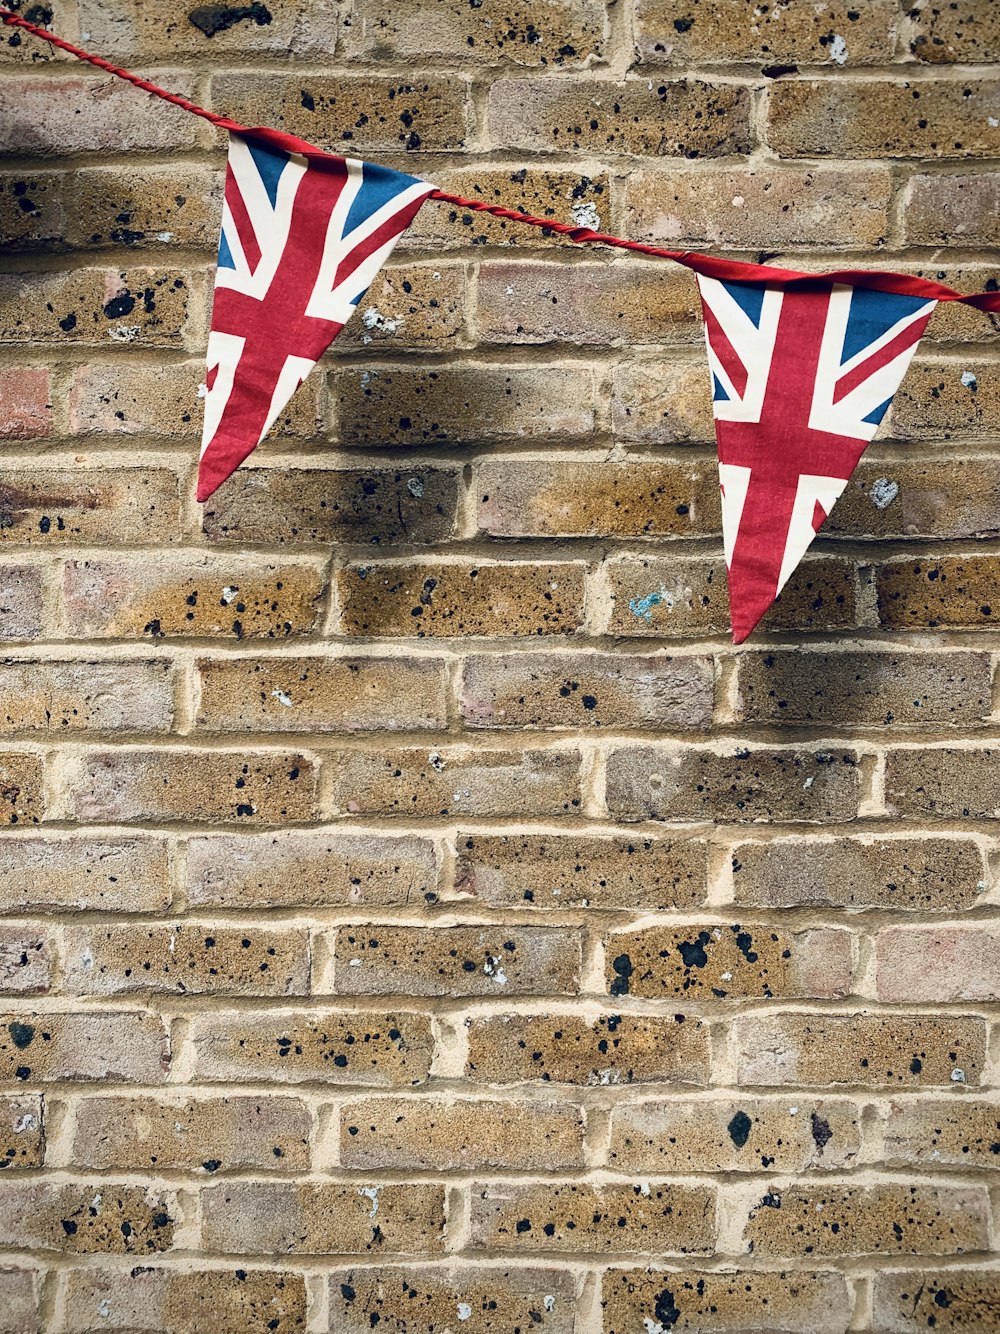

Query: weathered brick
[460,651,714,730]
[78,0,340,57]
[0,929,51,996]
[908,0,1000,63]
[608,1097,860,1173]
[731,834,989,912]
[0,269,190,346]
[478,459,719,539]
[886,747,1000,821]
[340,1097,584,1170]
[337,561,586,638]
[212,74,471,151]
[188,1010,434,1087]
[0,753,43,827]
[605,554,860,637]
[63,923,310,997]
[0,834,170,913]
[913,268,1000,342]
[0,1012,169,1084]
[0,370,50,439]
[187,830,438,909]
[340,265,464,352]
[329,745,582,818]
[826,456,1000,541]
[622,165,892,249]
[488,78,751,157]
[602,1268,851,1334]
[455,832,708,911]
[874,1270,1000,1332]
[884,1097,1000,1171]
[732,1014,984,1088]
[0,171,66,256]
[201,1181,445,1255]
[61,555,325,640]
[0,1182,178,1254]
[605,923,852,1001]
[0,1094,44,1170]
[0,76,200,153]
[329,1266,576,1334]
[611,361,715,444]
[330,925,582,997]
[605,746,861,824]
[876,927,1000,1002]
[737,650,991,728]
[0,1267,37,1334]
[68,165,220,249]
[195,655,448,733]
[71,1095,311,1172]
[330,366,595,447]
[904,173,1000,247]
[769,78,1000,159]
[0,567,44,641]
[891,363,1000,441]
[0,469,181,546]
[67,748,317,825]
[877,556,1000,630]
[0,659,175,733]
[61,1266,308,1334]
[203,466,460,547]
[465,1011,710,1087]
[742,1183,989,1257]
[470,1181,716,1254]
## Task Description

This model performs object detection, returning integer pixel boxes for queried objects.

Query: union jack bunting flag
[197,130,435,502]
[697,275,936,643]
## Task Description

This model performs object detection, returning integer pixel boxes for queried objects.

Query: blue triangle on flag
[712,373,730,402]
[217,229,236,270]
[841,286,931,366]
[721,279,767,328]
[246,139,289,209]
[343,161,424,237]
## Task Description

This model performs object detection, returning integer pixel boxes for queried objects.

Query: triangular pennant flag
[696,274,936,643]
[197,129,435,502]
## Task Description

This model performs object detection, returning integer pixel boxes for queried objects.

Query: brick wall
[0,0,998,1330]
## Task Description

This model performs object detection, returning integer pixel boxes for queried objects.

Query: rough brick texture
[2,0,998,1328]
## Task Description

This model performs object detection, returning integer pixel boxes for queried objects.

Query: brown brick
[622,165,892,249]
[203,466,460,548]
[337,561,586,638]
[886,747,1000,821]
[606,746,861,824]
[908,0,1000,63]
[891,362,1000,441]
[605,554,860,637]
[460,651,714,731]
[876,927,1000,1002]
[737,650,991,728]
[478,261,700,346]
[465,1012,710,1087]
[478,459,719,539]
[874,1270,1000,1332]
[602,1268,851,1334]
[212,74,470,151]
[0,1094,44,1170]
[71,1095,311,1172]
[331,925,582,997]
[0,370,50,439]
[0,76,200,153]
[0,1267,37,1334]
[329,745,582,818]
[769,78,1000,159]
[0,469,181,547]
[340,1097,584,1170]
[877,556,1000,631]
[488,78,751,157]
[0,269,190,346]
[0,173,65,253]
[63,923,310,998]
[195,655,448,733]
[904,173,1000,247]
[611,361,715,444]
[470,1181,716,1255]
[731,835,989,912]
[330,366,595,448]
[67,165,220,249]
[78,0,340,57]
[884,1097,1000,1171]
[67,748,317,825]
[609,1097,860,1173]
[0,834,171,913]
[0,659,175,733]
[0,567,44,641]
[329,1265,576,1334]
[742,1183,989,1257]
[0,1012,169,1084]
[0,929,51,996]
[455,832,708,911]
[0,753,43,827]
[406,167,610,248]
[826,456,1000,541]
[732,1014,984,1088]
[0,1182,178,1254]
[911,268,1000,342]
[201,1181,445,1255]
[188,1010,434,1087]
[61,1266,308,1334]
[337,265,465,352]
[187,830,438,909]
[61,555,326,640]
